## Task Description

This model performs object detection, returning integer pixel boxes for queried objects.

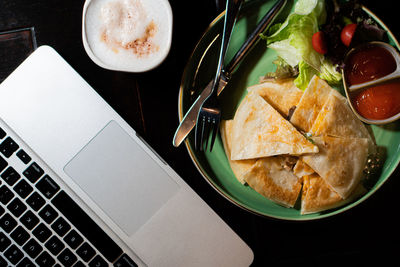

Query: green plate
[178,0,400,220]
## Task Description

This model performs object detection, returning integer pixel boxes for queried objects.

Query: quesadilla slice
[242,156,302,208]
[301,135,369,199]
[310,92,376,152]
[301,174,367,215]
[290,75,343,132]
[247,78,303,118]
[230,92,318,160]
[220,120,256,184]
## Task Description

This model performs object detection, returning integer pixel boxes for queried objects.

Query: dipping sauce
[351,83,400,120]
[344,44,400,120]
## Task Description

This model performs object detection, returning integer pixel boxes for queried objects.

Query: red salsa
[344,44,400,120]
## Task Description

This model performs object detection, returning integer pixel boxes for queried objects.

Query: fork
[195,0,244,151]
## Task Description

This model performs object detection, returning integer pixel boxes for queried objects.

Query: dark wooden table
[1,0,399,265]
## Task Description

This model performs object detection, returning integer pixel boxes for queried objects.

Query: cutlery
[195,0,243,151]
[173,0,287,147]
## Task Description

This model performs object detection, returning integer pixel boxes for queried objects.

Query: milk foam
[101,0,147,47]
[84,0,172,72]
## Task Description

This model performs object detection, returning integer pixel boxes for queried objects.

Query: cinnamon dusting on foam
[100,0,159,57]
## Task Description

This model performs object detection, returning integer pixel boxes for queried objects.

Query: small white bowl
[82,0,173,72]
[342,41,400,125]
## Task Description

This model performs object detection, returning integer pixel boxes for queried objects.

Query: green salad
[261,0,386,90]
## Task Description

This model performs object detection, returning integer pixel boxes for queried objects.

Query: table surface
[1,0,399,265]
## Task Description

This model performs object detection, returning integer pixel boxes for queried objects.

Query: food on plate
[229,91,319,161]
[293,160,314,178]
[301,135,369,199]
[220,120,256,184]
[301,173,366,214]
[242,157,302,208]
[221,74,376,214]
[344,43,400,120]
[260,0,386,91]
[247,78,303,118]
[290,75,343,132]
[340,23,357,47]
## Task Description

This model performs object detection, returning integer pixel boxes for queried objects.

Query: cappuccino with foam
[83,0,172,72]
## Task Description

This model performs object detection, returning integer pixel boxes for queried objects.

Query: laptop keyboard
[0,126,138,266]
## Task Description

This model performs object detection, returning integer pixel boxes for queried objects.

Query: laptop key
[77,242,96,262]
[36,174,60,199]
[23,162,44,183]
[14,179,33,199]
[0,255,7,266]
[10,225,30,246]
[33,223,52,243]
[64,229,83,249]
[72,261,85,267]
[0,127,6,139]
[0,184,14,204]
[114,254,138,267]
[7,197,27,217]
[26,191,46,211]
[23,238,43,258]
[46,235,65,256]
[39,204,59,224]
[89,255,108,267]
[4,244,24,265]
[0,231,11,252]
[0,205,4,216]
[36,251,56,266]
[0,137,19,158]
[16,149,31,164]
[58,248,78,267]
[1,166,21,186]
[52,191,123,262]
[0,213,17,233]
[0,155,7,173]
[52,216,71,237]
[20,210,40,230]
[16,257,36,267]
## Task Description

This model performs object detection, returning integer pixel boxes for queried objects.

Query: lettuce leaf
[263,0,341,90]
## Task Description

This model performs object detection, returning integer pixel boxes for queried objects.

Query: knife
[173,0,287,147]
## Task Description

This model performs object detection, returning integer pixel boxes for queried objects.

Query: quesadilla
[301,173,367,214]
[310,92,376,152]
[242,156,302,208]
[290,75,343,132]
[230,92,318,160]
[247,78,303,118]
[301,135,369,199]
[220,120,256,184]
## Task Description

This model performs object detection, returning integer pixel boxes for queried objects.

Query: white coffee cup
[82,0,173,72]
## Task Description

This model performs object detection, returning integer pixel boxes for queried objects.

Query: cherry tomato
[312,31,328,54]
[341,23,357,47]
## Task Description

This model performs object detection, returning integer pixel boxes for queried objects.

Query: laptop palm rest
[64,120,180,236]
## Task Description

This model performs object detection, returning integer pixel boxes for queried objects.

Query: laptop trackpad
[64,120,180,236]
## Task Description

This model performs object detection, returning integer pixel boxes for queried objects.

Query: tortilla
[242,156,302,208]
[230,92,318,160]
[301,135,369,199]
[247,78,303,118]
[293,160,314,179]
[290,75,343,132]
[301,173,367,215]
[220,120,256,184]
[310,92,376,151]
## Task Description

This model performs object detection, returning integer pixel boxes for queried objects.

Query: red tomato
[341,23,357,47]
[312,31,327,54]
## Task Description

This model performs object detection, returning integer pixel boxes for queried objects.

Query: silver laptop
[0,45,253,267]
